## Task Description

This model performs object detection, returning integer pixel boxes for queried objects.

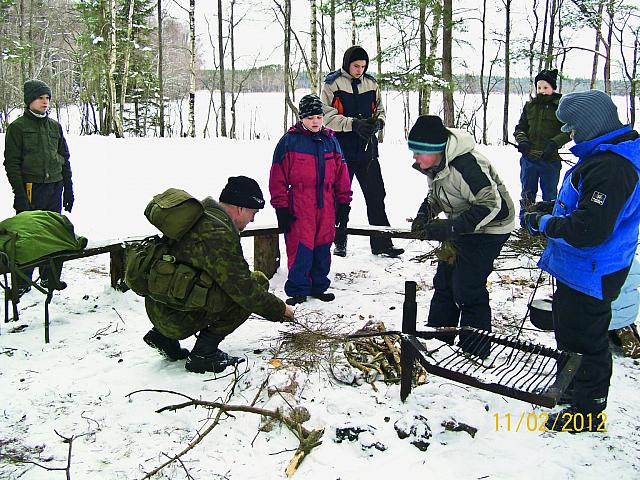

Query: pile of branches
[505,228,547,257]
[343,321,427,391]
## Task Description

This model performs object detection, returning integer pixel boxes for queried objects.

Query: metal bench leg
[44,290,54,344]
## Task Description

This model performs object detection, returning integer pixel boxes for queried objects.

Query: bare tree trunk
[330,0,335,70]
[350,1,356,45]
[283,0,291,131]
[418,0,427,115]
[502,0,511,144]
[544,0,557,68]
[18,0,26,83]
[28,0,33,78]
[480,0,488,144]
[528,0,540,96]
[538,0,550,73]
[310,0,318,93]
[442,0,454,127]
[158,0,165,137]
[423,1,441,114]
[218,0,227,136]
[120,0,136,135]
[188,0,196,137]
[603,0,613,93]
[230,0,237,139]
[106,0,123,137]
[590,0,604,89]
[375,0,381,76]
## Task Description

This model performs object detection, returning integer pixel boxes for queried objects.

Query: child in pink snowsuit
[269,94,352,306]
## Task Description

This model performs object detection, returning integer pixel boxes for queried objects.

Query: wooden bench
[1,225,415,342]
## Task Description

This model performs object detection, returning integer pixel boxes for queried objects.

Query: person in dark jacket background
[3,79,74,292]
[513,69,570,227]
[524,90,640,432]
[320,46,403,258]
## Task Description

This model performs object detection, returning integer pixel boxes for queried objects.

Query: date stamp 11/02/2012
[493,412,607,432]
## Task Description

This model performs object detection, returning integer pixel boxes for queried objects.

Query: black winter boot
[143,328,190,361]
[334,239,347,257]
[544,406,607,433]
[311,292,335,302]
[185,329,245,374]
[286,295,307,305]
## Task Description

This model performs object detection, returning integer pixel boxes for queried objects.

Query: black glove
[423,219,455,242]
[529,200,555,214]
[523,212,544,236]
[13,192,31,213]
[335,203,351,229]
[374,119,384,133]
[63,181,74,213]
[275,208,294,234]
[539,140,557,161]
[516,140,532,156]
[352,118,376,140]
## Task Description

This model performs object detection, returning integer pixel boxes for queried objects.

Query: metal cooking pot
[529,298,554,331]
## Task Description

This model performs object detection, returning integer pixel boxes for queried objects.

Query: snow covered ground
[1,96,640,479]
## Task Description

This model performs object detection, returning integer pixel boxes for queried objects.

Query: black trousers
[553,281,612,413]
[428,233,509,332]
[334,157,392,251]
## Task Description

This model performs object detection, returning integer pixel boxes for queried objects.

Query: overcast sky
[168,0,612,80]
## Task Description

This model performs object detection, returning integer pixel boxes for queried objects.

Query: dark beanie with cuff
[24,79,52,106]
[219,176,265,209]
[298,94,324,119]
[534,69,558,90]
[408,115,449,154]
[342,46,369,73]
[556,90,623,144]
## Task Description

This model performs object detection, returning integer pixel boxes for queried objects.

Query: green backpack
[124,189,214,311]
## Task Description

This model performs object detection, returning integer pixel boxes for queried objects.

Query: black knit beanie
[556,90,623,143]
[534,69,558,90]
[219,176,265,209]
[298,94,324,119]
[24,79,52,106]
[408,115,449,154]
[342,46,369,73]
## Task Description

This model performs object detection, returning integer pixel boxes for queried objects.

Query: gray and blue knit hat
[556,90,623,143]
[408,115,449,154]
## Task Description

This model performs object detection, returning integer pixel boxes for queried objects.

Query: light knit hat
[556,90,623,143]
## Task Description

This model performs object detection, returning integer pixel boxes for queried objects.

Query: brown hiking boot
[615,325,640,359]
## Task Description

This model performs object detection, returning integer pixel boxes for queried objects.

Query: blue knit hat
[556,90,623,143]
[408,115,449,154]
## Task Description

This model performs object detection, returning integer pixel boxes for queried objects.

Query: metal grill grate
[397,281,581,408]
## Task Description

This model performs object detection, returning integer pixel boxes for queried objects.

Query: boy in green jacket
[513,69,570,227]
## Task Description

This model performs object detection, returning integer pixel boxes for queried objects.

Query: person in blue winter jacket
[524,90,640,432]
[609,256,640,358]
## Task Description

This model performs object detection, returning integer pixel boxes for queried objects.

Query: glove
[275,208,294,234]
[335,203,351,229]
[411,213,428,238]
[516,140,532,156]
[374,119,384,133]
[528,200,555,214]
[539,140,557,161]
[523,212,544,235]
[63,182,74,213]
[423,219,455,242]
[13,192,31,213]
[352,118,376,140]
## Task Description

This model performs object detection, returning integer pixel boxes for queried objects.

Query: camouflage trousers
[145,271,270,340]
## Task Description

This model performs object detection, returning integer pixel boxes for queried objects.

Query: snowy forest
[0,0,639,141]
